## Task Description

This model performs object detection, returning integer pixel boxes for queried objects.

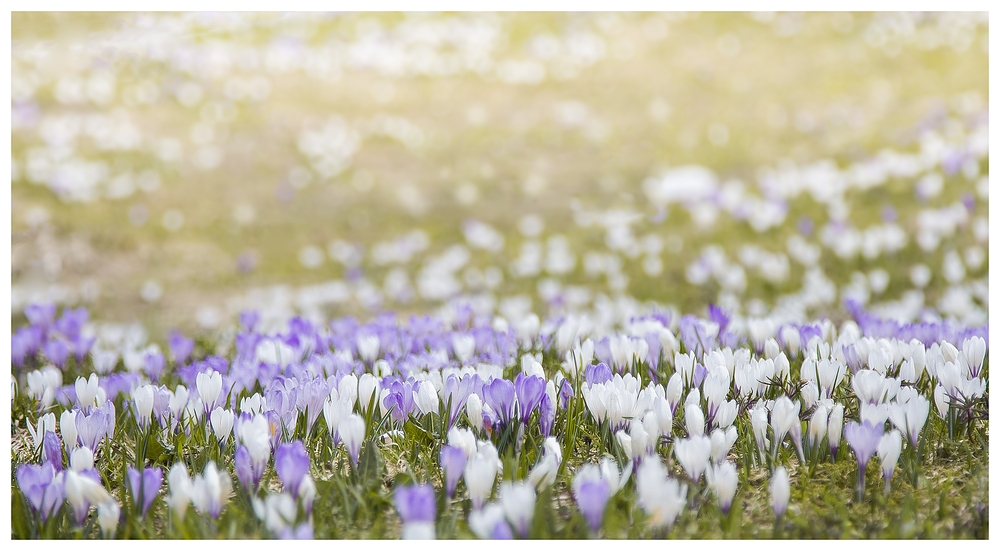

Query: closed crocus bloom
[166,462,193,519]
[339,414,366,466]
[76,374,100,411]
[338,374,359,410]
[710,427,738,464]
[395,484,436,539]
[210,408,235,443]
[828,404,844,458]
[191,461,231,518]
[572,466,611,534]
[465,447,500,510]
[652,395,673,435]
[674,434,712,481]
[877,430,902,495]
[169,385,189,420]
[499,481,536,538]
[750,403,770,456]
[440,445,467,498]
[274,441,310,497]
[358,373,379,412]
[685,403,706,437]
[447,426,478,460]
[466,393,484,431]
[196,371,223,412]
[635,458,687,530]
[414,381,440,416]
[468,502,513,540]
[97,498,120,538]
[809,404,829,448]
[665,373,683,414]
[770,396,799,450]
[60,409,79,452]
[528,438,562,489]
[770,466,790,520]
[16,462,64,522]
[888,395,930,447]
[42,431,63,470]
[28,412,56,451]
[706,461,738,514]
[132,385,155,427]
[962,336,986,377]
[65,468,112,525]
[70,446,95,472]
[126,466,163,517]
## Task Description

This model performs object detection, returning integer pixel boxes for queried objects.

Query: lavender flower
[127,466,163,517]
[439,445,467,498]
[844,420,884,499]
[274,440,310,497]
[395,484,436,539]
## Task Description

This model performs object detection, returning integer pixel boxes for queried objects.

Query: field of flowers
[9,12,990,540]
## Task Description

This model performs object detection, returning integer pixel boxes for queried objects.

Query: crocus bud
[828,404,844,458]
[70,447,94,472]
[706,461,738,514]
[684,403,705,437]
[196,371,223,412]
[770,466,790,519]
[210,408,235,443]
[97,499,120,538]
[339,414,365,466]
[499,481,536,538]
[60,410,79,452]
[466,393,484,431]
[877,430,902,495]
[673,435,712,481]
[464,444,499,510]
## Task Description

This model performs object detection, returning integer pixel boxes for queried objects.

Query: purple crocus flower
[441,374,475,428]
[12,328,34,367]
[16,462,64,521]
[274,440,310,497]
[844,420,884,499]
[385,380,417,425]
[514,373,545,424]
[558,378,574,410]
[169,330,195,365]
[127,466,163,517]
[42,431,63,470]
[585,363,613,386]
[574,480,611,533]
[539,393,555,438]
[25,303,57,328]
[395,482,436,526]
[482,378,516,426]
[240,310,260,332]
[71,334,95,363]
[144,352,165,382]
[76,409,112,450]
[55,308,88,340]
[43,339,70,369]
[234,446,257,493]
[439,445,467,498]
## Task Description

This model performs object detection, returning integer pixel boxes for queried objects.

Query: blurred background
[10,12,989,339]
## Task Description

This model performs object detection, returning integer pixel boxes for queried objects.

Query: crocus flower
[572,468,611,534]
[169,330,195,365]
[42,431,63,470]
[844,420,884,499]
[64,468,112,525]
[706,461,738,514]
[132,385,155,428]
[189,461,231,518]
[877,430,902,495]
[514,373,545,424]
[483,378,516,426]
[439,445,467,498]
[70,447,94,472]
[76,408,111,450]
[828,404,844,459]
[673,435,712,481]
[770,466,790,520]
[127,466,163,517]
[210,408,235,443]
[16,462,64,521]
[770,396,799,451]
[196,371,223,413]
[635,458,687,530]
[395,484,436,539]
[539,393,555,438]
[465,443,500,509]
[499,481,536,538]
[166,463,193,519]
[468,503,513,540]
[339,414,366,466]
[27,412,56,451]
[75,374,100,412]
[97,499,120,538]
[274,441,310,497]
[888,395,930,447]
